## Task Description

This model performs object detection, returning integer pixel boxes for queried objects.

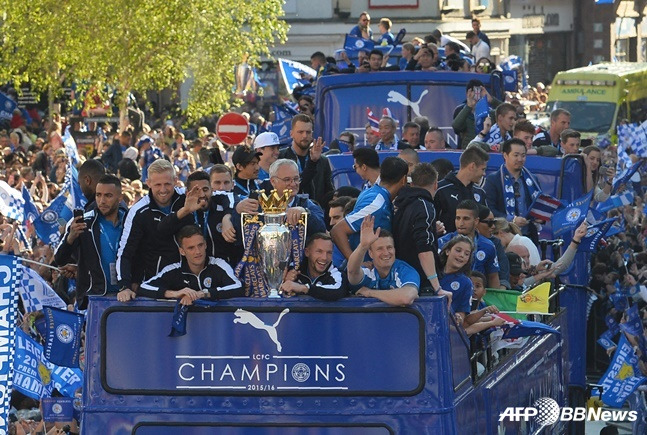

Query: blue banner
[13,329,83,400]
[0,92,17,121]
[0,255,18,433]
[41,397,75,422]
[105,307,423,394]
[343,34,375,52]
[578,218,615,252]
[278,59,317,94]
[43,307,84,368]
[552,191,593,237]
[599,335,647,407]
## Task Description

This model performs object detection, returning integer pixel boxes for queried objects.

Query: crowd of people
[0,14,644,434]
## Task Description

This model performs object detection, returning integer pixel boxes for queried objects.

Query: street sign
[216,112,249,146]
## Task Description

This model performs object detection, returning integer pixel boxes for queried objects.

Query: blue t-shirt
[257,167,270,183]
[344,184,393,251]
[438,232,500,276]
[142,146,163,182]
[355,259,420,291]
[98,211,125,293]
[440,272,473,314]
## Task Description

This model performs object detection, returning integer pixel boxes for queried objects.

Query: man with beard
[279,233,347,301]
[55,174,128,308]
[279,114,334,206]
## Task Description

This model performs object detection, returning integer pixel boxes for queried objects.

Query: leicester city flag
[0,92,17,121]
[343,34,375,52]
[577,218,615,252]
[277,58,317,94]
[552,191,593,238]
[599,335,647,407]
[0,255,18,434]
[42,307,84,368]
[474,97,490,136]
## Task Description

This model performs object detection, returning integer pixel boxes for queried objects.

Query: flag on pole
[62,131,80,166]
[22,185,39,224]
[270,103,298,144]
[343,34,375,51]
[599,335,647,407]
[474,97,490,136]
[517,282,551,314]
[597,330,616,351]
[482,289,525,320]
[42,307,84,368]
[612,159,643,195]
[577,218,616,252]
[552,191,593,237]
[492,313,560,339]
[526,193,563,221]
[0,181,25,221]
[18,262,67,313]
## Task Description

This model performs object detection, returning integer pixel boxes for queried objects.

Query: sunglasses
[481,219,496,226]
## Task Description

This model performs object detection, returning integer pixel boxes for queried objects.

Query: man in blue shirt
[438,200,502,289]
[55,174,127,308]
[331,157,409,261]
[348,216,418,306]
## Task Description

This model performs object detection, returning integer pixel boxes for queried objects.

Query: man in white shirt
[466,31,490,62]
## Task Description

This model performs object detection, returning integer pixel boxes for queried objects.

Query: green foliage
[0,0,288,120]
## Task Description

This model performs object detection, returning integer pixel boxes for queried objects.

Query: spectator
[232,146,261,199]
[398,148,419,176]
[513,119,536,155]
[55,174,127,308]
[423,127,447,150]
[399,43,415,70]
[434,146,489,233]
[533,108,571,154]
[364,123,381,148]
[280,233,348,301]
[452,80,502,149]
[77,159,106,207]
[431,158,455,182]
[375,116,406,151]
[438,200,502,289]
[560,128,581,156]
[353,148,381,190]
[279,114,334,207]
[405,44,439,71]
[466,31,491,63]
[401,122,420,148]
[357,49,399,73]
[349,11,372,40]
[438,234,475,325]
[253,132,280,183]
[377,18,394,45]
[471,17,491,48]
[477,103,516,149]
[138,136,164,182]
[477,204,510,289]
[484,139,541,243]
[492,218,541,267]
[432,28,470,52]
[331,157,408,261]
[116,159,183,302]
[328,196,353,228]
[393,163,446,294]
[102,131,130,173]
[583,145,613,202]
[347,216,419,306]
[139,225,243,303]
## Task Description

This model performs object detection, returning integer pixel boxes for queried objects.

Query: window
[594,39,603,49]
[593,23,603,33]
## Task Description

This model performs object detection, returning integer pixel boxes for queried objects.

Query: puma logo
[450,194,459,200]
[386,89,428,118]
[233,308,289,352]
[154,217,161,222]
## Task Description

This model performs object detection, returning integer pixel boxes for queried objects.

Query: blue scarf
[499,165,541,220]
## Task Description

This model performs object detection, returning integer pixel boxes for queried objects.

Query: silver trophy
[257,190,293,298]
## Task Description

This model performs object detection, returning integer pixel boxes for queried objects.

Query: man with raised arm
[347,216,418,306]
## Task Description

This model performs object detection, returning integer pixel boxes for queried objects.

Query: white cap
[253,132,280,149]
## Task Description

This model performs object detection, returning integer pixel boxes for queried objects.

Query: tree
[0,0,288,123]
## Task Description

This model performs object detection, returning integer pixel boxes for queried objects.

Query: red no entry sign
[216,112,250,146]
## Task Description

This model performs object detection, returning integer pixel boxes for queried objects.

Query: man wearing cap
[232,146,261,199]
[253,132,281,184]
[506,252,525,291]
[279,114,334,206]
[138,136,163,182]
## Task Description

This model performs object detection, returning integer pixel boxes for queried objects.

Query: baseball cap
[506,252,525,276]
[232,146,262,166]
[253,132,280,150]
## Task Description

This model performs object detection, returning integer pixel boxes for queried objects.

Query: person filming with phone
[452,79,502,149]
[54,174,128,309]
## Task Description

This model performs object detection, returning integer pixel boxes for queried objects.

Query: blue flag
[277,58,317,94]
[599,335,647,407]
[22,185,39,223]
[474,97,490,136]
[62,131,80,166]
[33,193,70,245]
[620,304,643,336]
[577,218,616,252]
[18,261,67,313]
[606,314,621,335]
[612,159,643,195]
[0,255,18,433]
[42,307,84,368]
[552,191,593,238]
[502,319,560,340]
[597,330,617,351]
[13,330,83,400]
[609,291,628,312]
[343,34,375,51]
[0,92,17,121]
[595,191,634,213]
[270,103,299,144]
[41,397,75,422]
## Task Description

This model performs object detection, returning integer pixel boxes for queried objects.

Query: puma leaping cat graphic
[233,308,290,352]
[386,89,428,118]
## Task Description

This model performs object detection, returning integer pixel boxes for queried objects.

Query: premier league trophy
[235,190,307,298]
[257,190,292,298]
